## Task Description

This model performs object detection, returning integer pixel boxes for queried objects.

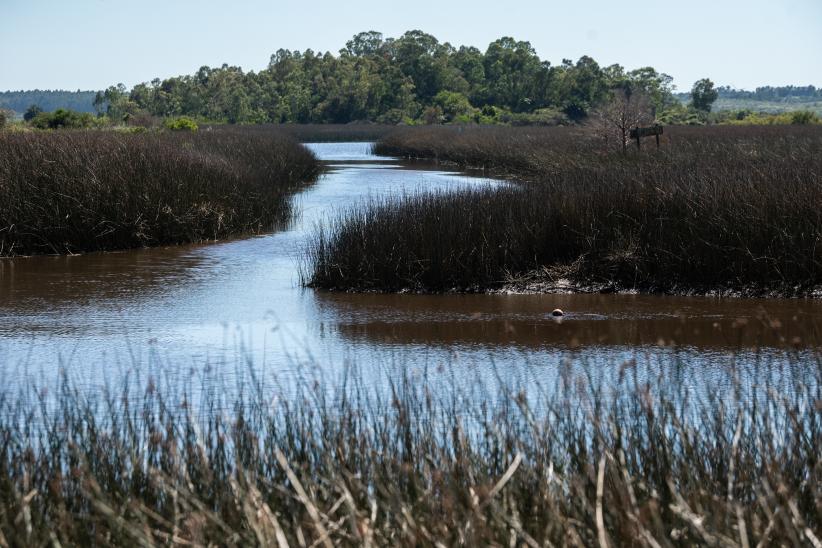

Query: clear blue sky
[2,0,821,92]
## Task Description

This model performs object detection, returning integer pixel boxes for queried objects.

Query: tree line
[3,31,727,128]
[716,85,822,101]
[94,30,693,125]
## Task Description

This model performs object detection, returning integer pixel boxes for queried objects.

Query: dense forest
[4,31,819,126]
[0,90,97,115]
[92,30,683,125]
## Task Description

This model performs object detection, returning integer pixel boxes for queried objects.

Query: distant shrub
[30,108,96,129]
[23,104,43,122]
[163,116,199,131]
[509,107,570,126]
[0,110,7,130]
[433,90,473,122]
[375,108,408,125]
[791,110,819,125]
[468,106,570,126]
[720,112,790,125]
[712,109,820,126]
[657,104,706,125]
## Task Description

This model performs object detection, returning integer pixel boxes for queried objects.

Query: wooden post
[631,125,663,151]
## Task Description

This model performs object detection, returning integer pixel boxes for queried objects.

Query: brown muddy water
[1,142,820,398]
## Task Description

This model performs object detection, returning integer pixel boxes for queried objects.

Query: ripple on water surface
[0,142,819,403]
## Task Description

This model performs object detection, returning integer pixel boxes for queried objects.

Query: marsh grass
[0,352,818,546]
[0,128,320,256]
[374,125,592,177]
[209,123,396,143]
[309,125,822,294]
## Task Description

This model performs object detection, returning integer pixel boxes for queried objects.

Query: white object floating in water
[551,308,564,317]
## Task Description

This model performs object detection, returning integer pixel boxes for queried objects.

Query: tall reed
[309,125,822,294]
[209,123,396,143]
[0,128,320,256]
[0,350,818,546]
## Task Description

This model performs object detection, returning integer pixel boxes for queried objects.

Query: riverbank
[0,354,817,546]
[0,128,320,256]
[494,268,822,299]
[308,125,822,297]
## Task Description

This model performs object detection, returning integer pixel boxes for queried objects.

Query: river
[1,142,820,400]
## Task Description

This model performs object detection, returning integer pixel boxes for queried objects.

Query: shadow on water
[1,142,820,401]
[315,291,822,351]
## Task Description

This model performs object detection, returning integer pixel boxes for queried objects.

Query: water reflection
[0,143,503,378]
[0,142,819,399]
[316,292,822,350]
[0,247,212,336]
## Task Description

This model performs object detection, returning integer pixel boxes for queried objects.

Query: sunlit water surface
[1,142,820,403]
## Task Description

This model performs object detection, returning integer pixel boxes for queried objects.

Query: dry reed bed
[209,123,396,143]
[0,354,818,546]
[309,125,822,294]
[0,128,320,256]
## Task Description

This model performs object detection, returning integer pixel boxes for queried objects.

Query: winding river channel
[1,142,820,400]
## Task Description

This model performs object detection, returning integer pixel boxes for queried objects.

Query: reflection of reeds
[0,354,818,546]
[0,128,320,256]
[309,125,822,294]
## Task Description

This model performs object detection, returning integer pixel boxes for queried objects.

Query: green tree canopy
[691,78,719,112]
[23,104,43,122]
[482,37,549,112]
[108,30,682,125]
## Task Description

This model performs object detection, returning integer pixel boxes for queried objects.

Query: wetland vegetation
[1,121,820,548]
[0,353,818,546]
[307,125,822,296]
[212,123,396,143]
[0,128,319,256]
[3,22,822,548]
